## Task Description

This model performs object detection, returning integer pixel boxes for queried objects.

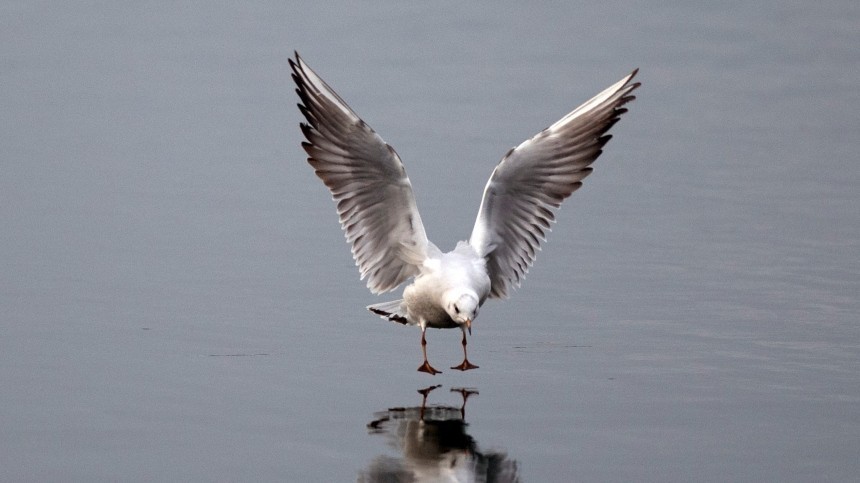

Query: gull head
[445,291,480,333]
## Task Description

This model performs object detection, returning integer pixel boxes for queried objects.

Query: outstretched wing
[290,52,430,294]
[469,69,640,298]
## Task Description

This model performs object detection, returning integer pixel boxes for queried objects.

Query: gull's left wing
[469,69,640,298]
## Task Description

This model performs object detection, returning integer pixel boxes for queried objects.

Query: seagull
[289,52,639,375]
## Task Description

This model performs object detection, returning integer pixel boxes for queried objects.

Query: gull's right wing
[290,52,431,293]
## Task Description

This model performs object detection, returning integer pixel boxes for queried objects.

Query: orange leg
[417,328,441,375]
[450,328,479,371]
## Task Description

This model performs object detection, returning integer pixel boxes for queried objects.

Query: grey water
[2,1,858,481]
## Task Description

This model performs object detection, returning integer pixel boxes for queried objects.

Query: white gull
[289,52,639,374]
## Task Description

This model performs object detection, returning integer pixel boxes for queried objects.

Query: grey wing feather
[290,52,430,293]
[469,69,640,298]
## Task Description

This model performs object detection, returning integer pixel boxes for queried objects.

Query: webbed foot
[450,359,479,371]
[418,361,442,375]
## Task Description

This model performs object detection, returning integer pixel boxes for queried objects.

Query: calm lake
[2,1,858,481]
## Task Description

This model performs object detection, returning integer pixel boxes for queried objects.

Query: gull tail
[367,299,409,325]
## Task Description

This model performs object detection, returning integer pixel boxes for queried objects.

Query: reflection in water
[359,386,519,482]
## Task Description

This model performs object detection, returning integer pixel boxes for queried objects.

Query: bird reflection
[359,386,519,482]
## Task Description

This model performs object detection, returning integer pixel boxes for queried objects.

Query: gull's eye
[454,304,460,314]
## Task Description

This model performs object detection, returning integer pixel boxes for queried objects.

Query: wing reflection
[359,386,519,483]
